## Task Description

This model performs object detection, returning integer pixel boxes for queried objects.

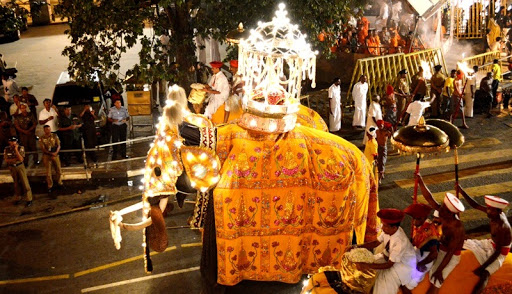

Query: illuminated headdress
[238,3,317,120]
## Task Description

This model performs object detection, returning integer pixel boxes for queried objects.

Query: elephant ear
[147,205,168,252]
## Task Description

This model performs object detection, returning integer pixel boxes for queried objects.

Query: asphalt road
[0,25,511,293]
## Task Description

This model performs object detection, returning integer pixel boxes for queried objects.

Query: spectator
[20,87,38,120]
[352,74,369,129]
[364,94,383,145]
[491,59,502,108]
[376,120,393,183]
[1,72,20,103]
[39,125,63,194]
[478,72,494,117]
[38,98,59,133]
[430,65,446,118]
[14,103,39,166]
[450,70,469,129]
[383,85,397,129]
[411,67,427,98]
[441,70,456,119]
[4,136,32,207]
[108,99,130,160]
[79,104,98,163]
[380,27,390,46]
[58,107,83,166]
[395,69,410,120]
[9,94,27,118]
[328,77,342,133]
[0,111,14,167]
[464,66,479,118]
[363,127,378,165]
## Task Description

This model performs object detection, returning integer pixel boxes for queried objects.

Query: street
[0,24,511,293]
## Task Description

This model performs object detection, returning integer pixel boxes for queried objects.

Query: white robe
[463,238,509,275]
[373,227,421,294]
[204,71,230,119]
[352,82,368,128]
[328,84,342,132]
[429,249,461,288]
[363,101,382,144]
[464,75,476,117]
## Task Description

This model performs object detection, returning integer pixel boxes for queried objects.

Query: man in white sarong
[458,187,512,294]
[352,74,368,129]
[363,94,382,144]
[417,173,466,294]
[328,77,342,132]
[464,66,479,118]
[351,209,421,294]
[203,61,230,120]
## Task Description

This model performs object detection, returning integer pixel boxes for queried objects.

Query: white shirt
[204,71,230,118]
[406,101,430,126]
[10,103,30,116]
[352,82,369,108]
[466,74,477,94]
[38,107,59,132]
[377,227,418,284]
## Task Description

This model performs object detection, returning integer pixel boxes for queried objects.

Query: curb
[0,194,141,229]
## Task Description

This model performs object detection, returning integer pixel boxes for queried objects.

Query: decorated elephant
[109,4,378,291]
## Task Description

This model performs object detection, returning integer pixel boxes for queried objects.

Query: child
[364,94,382,145]
[376,120,392,183]
[364,126,378,165]
[350,208,420,294]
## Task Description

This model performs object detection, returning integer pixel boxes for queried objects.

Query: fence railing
[4,135,157,181]
[346,48,447,105]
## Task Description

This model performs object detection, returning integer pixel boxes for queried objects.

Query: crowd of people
[2,69,132,207]
[336,60,507,184]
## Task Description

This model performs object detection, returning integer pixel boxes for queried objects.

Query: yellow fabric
[214,123,379,286]
[364,138,378,164]
[492,64,502,81]
[443,77,454,96]
[211,103,226,125]
[398,251,512,294]
[296,105,329,132]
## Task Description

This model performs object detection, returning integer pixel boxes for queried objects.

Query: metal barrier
[3,135,156,181]
[459,51,501,76]
[346,48,447,105]
[454,1,486,40]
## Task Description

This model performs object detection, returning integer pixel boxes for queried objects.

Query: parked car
[52,72,110,144]
[0,5,24,42]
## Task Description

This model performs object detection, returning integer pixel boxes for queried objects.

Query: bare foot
[460,124,469,129]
